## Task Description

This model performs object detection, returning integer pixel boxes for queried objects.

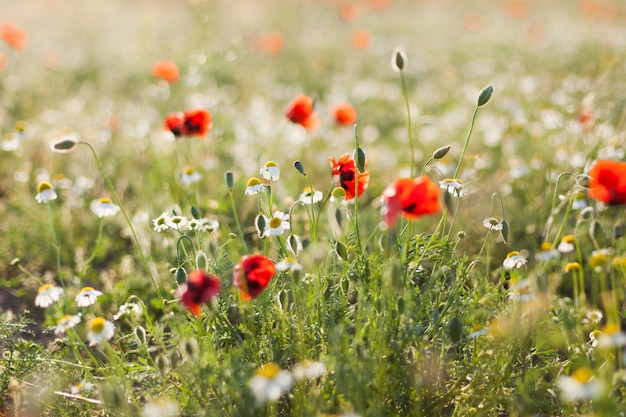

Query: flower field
[2,0,626,416]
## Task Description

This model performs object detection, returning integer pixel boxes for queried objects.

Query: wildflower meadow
[3,0,626,416]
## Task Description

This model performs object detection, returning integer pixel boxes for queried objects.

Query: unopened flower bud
[432,145,451,160]
[294,160,307,176]
[477,85,494,107]
[224,171,234,191]
[391,47,407,72]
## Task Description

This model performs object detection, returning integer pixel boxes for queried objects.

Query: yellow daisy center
[572,368,592,384]
[540,242,553,251]
[256,362,280,378]
[89,317,106,333]
[38,284,53,293]
[184,166,196,175]
[269,217,282,229]
[565,262,581,272]
[506,251,520,258]
[81,286,94,293]
[265,161,278,168]
[98,197,112,204]
[37,181,53,193]
[561,235,575,244]
[247,177,262,187]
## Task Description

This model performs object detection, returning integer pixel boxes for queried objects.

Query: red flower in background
[332,102,357,126]
[285,94,319,131]
[329,153,369,200]
[183,108,212,136]
[164,112,187,137]
[381,177,441,227]
[588,160,626,206]
[181,270,221,316]
[233,255,276,301]
[164,108,212,138]
[152,59,180,84]
[1,22,28,51]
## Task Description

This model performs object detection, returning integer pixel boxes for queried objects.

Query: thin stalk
[452,106,479,179]
[399,72,415,177]
[229,190,247,250]
[78,142,164,304]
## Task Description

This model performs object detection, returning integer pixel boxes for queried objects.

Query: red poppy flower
[1,22,28,51]
[151,59,180,84]
[381,177,441,227]
[329,153,369,200]
[181,270,221,316]
[285,94,319,131]
[332,102,357,126]
[164,108,212,138]
[164,112,187,137]
[233,255,276,301]
[588,160,626,206]
[183,108,212,137]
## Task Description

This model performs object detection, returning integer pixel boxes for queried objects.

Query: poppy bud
[432,145,451,160]
[477,85,494,107]
[294,160,307,176]
[447,315,463,344]
[175,267,187,286]
[196,252,208,271]
[335,241,348,261]
[52,138,78,153]
[391,47,407,72]
[225,171,234,191]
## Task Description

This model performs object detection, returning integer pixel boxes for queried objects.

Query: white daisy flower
[482,217,503,231]
[197,218,219,233]
[557,235,576,253]
[35,181,58,204]
[90,197,121,218]
[113,302,143,321]
[556,368,604,402]
[86,317,115,346]
[260,161,280,181]
[291,360,327,381]
[75,287,103,307]
[298,187,323,205]
[571,191,588,210]
[180,166,202,186]
[537,242,560,261]
[469,324,488,339]
[584,310,603,325]
[248,363,294,404]
[439,178,467,198]
[503,251,527,270]
[54,314,81,335]
[153,212,171,232]
[34,284,64,308]
[597,324,626,349]
[142,397,180,417]
[167,215,189,232]
[70,379,93,395]
[245,177,266,195]
[263,211,290,237]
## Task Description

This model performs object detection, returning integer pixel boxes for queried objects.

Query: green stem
[46,203,68,308]
[353,126,363,257]
[400,72,415,177]
[229,190,247,250]
[452,106,479,179]
[78,142,164,305]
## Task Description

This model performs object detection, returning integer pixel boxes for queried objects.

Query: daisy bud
[335,241,348,261]
[225,171,234,191]
[293,160,307,176]
[391,47,407,72]
[457,231,465,239]
[432,145,451,160]
[477,85,494,107]
[229,232,237,240]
